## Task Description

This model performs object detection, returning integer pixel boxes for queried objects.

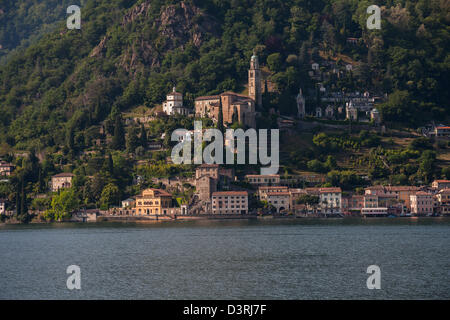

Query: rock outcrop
[90,1,219,72]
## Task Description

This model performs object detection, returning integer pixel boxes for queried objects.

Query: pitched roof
[198,164,220,169]
[195,95,220,101]
[52,172,74,178]
[415,191,432,196]
[267,192,290,196]
[319,187,342,193]
[212,191,248,197]
[258,186,288,190]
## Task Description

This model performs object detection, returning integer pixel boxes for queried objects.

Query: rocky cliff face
[91,1,219,73]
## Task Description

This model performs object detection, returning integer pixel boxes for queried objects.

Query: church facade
[163,87,190,116]
[194,54,262,128]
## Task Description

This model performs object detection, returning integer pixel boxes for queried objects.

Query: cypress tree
[217,98,224,134]
[112,114,125,150]
[16,188,21,215]
[20,178,27,215]
[140,124,147,148]
[107,153,114,175]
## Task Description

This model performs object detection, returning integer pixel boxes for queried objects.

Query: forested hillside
[0,0,449,152]
[0,0,84,63]
[0,0,449,220]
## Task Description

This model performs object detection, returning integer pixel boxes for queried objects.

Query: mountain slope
[0,0,449,154]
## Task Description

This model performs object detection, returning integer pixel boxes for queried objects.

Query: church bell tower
[248,51,262,109]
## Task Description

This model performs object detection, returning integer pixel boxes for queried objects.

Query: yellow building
[135,189,172,216]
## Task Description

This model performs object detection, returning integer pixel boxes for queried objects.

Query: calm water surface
[0,218,449,300]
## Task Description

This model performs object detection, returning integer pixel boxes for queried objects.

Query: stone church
[194,53,262,128]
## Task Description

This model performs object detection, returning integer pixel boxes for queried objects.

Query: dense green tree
[111,114,125,150]
[100,183,120,210]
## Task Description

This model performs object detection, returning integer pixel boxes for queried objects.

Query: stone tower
[248,52,262,108]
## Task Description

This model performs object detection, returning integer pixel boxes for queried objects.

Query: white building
[346,101,358,121]
[121,198,135,208]
[319,187,342,214]
[162,87,190,116]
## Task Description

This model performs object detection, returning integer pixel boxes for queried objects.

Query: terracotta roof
[365,185,420,191]
[415,191,432,196]
[267,192,290,196]
[195,95,220,101]
[319,187,342,193]
[212,191,248,197]
[0,162,14,167]
[198,164,220,169]
[258,186,288,190]
[52,173,74,178]
[137,188,172,198]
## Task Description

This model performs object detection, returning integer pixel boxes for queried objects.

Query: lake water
[0,218,449,300]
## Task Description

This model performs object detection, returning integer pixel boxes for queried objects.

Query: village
[0,54,449,223]
[2,158,450,222]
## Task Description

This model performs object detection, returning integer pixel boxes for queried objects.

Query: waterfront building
[364,194,379,208]
[288,188,307,207]
[264,192,290,213]
[211,191,248,215]
[245,174,280,187]
[257,186,289,200]
[304,187,342,214]
[51,173,74,192]
[348,195,364,212]
[194,164,235,212]
[196,175,217,202]
[135,188,172,216]
[365,186,421,211]
[432,180,450,190]
[436,189,450,204]
[318,187,342,214]
[121,198,135,208]
[438,204,450,216]
[361,207,388,217]
[410,191,433,216]
[163,87,190,116]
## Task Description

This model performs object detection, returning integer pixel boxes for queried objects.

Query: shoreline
[1,214,449,226]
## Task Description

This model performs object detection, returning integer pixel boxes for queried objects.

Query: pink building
[410,192,433,216]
